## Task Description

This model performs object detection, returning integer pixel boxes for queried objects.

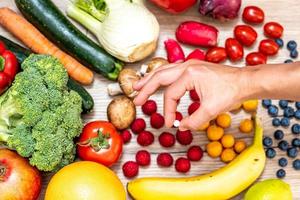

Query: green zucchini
[0,35,94,113]
[15,0,122,80]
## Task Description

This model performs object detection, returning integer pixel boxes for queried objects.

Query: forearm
[239,62,300,101]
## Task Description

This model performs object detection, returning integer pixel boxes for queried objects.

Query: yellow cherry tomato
[216,113,231,129]
[198,121,210,131]
[242,100,258,112]
[239,119,254,133]
[230,103,242,112]
[206,141,223,158]
[221,134,235,148]
[207,125,224,141]
[234,140,247,153]
[45,161,126,200]
[221,148,237,163]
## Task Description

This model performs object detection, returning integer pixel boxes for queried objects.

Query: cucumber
[15,0,122,80]
[0,35,94,113]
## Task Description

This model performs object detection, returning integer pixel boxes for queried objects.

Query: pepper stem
[0,56,5,72]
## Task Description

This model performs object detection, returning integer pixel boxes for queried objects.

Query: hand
[133,60,247,131]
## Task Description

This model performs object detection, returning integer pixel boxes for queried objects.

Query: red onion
[199,0,242,20]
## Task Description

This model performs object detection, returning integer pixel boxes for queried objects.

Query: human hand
[133,60,247,131]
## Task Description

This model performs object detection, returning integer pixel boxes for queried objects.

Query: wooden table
[1,0,300,199]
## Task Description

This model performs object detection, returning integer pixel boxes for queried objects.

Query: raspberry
[189,89,200,101]
[150,113,165,129]
[159,132,175,147]
[187,146,203,161]
[135,150,151,166]
[157,153,174,167]
[175,157,191,173]
[131,118,146,134]
[175,111,183,121]
[176,130,193,145]
[188,102,200,115]
[142,100,157,116]
[122,161,139,178]
[121,130,132,144]
[137,131,154,146]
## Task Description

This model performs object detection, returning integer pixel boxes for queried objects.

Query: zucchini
[0,35,94,113]
[15,0,122,80]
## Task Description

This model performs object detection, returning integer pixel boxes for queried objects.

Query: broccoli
[0,54,83,171]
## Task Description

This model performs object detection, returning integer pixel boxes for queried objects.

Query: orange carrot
[0,8,94,85]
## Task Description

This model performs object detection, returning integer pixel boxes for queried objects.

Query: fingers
[164,77,188,128]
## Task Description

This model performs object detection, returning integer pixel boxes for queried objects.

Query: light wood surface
[1,0,300,199]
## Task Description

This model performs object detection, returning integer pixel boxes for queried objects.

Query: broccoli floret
[0,54,83,172]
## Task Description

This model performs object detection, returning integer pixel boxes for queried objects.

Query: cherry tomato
[77,121,123,167]
[242,6,265,24]
[259,39,280,56]
[264,22,284,39]
[205,47,227,63]
[246,52,267,66]
[225,38,244,62]
[234,25,258,47]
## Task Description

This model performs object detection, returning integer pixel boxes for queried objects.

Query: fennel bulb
[67,0,160,63]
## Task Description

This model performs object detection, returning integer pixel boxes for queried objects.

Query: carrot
[0,8,94,85]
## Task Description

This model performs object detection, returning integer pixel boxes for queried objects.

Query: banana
[127,117,266,200]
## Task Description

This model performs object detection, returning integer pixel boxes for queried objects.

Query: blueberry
[293,159,300,170]
[278,140,289,151]
[292,138,300,147]
[295,110,300,119]
[279,100,289,109]
[262,99,272,108]
[266,148,276,158]
[280,117,290,127]
[287,147,298,158]
[287,40,297,51]
[268,105,279,117]
[275,38,284,48]
[296,102,300,109]
[283,107,295,118]
[276,169,286,178]
[290,49,299,59]
[272,118,281,127]
[274,130,284,140]
[263,137,273,147]
[292,124,300,134]
[284,59,293,63]
[278,157,288,167]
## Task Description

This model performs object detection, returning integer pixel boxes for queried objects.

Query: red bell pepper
[0,41,18,94]
[150,0,197,14]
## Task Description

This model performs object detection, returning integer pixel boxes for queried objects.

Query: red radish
[121,130,132,144]
[159,132,176,148]
[187,146,203,161]
[131,118,146,134]
[150,113,165,129]
[142,100,157,116]
[206,47,227,63]
[186,49,206,61]
[164,39,185,63]
[225,38,244,62]
[176,130,193,145]
[122,161,139,178]
[157,153,174,167]
[246,52,267,66]
[264,22,284,39]
[259,39,279,56]
[175,111,183,121]
[176,21,218,47]
[175,157,191,173]
[135,150,151,166]
[188,102,201,115]
[189,89,200,101]
[137,131,154,146]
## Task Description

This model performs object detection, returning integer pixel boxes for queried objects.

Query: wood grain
[1,0,300,199]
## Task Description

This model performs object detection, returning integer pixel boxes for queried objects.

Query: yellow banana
[127,117,266,200]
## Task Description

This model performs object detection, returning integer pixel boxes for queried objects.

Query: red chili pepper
[150,0,197,14]
[0,41,18,94]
